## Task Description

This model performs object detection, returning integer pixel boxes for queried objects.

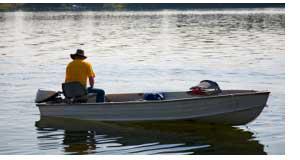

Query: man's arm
[89,77,94,88]
[65,64,70,82]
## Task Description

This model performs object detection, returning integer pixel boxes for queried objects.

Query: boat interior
[87,90,258,103]
[57,81,259,103]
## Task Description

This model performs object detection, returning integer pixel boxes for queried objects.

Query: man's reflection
[63,130,96,154]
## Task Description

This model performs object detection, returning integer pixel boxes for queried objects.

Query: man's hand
[89,77,94,88]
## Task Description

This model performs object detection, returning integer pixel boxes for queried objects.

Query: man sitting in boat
[65,49,105,102]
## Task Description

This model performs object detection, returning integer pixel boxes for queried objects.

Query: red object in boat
[191,87,205,95]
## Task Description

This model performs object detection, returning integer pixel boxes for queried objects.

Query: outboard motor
[190,80,222,95]
[35,89,61,103]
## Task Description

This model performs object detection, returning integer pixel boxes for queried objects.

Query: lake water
[0,9,284,155]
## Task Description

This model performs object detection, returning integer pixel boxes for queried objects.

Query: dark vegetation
[0,3,284,12]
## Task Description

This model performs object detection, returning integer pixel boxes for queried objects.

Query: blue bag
[143,92,165,100]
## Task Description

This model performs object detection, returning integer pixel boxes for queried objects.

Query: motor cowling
[35,89,59,103]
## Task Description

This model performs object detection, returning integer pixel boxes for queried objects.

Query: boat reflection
[35,117,266,155]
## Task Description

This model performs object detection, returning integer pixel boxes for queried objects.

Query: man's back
[65,59,95,87]
[65,49,104,103]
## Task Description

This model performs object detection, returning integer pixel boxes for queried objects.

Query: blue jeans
[87,87,105,103]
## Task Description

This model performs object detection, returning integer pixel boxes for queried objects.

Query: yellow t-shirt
[65,59,95,87]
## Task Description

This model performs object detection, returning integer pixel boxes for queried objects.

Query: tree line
[0,3,284,12]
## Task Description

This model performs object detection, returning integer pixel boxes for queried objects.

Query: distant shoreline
[0,3,285,12]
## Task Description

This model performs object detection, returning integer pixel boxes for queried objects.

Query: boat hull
[37,91,270,125]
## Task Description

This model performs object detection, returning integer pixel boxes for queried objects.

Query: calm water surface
[0,9,284,154]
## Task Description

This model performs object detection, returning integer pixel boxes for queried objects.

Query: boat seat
[62,82,88,103]
[105,93,144,102]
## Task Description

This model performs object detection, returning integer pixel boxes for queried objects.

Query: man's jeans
[87,87,105,103]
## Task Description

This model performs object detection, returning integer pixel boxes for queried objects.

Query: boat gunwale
[36,91,270,107]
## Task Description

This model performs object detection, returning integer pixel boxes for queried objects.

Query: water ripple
[0,9,284,154]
